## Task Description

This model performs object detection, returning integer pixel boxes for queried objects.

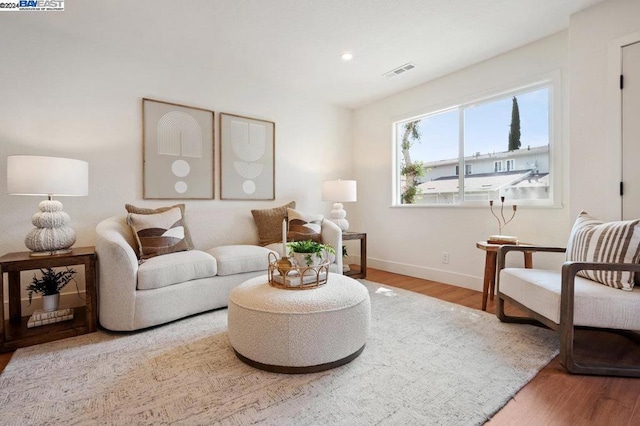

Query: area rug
[0,280,558,425]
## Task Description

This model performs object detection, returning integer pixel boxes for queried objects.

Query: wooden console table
[342,232,367,279]
[0,246,97,352]
[476,241,533,311]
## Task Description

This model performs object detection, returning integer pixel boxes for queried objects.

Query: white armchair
[497,245,640,377]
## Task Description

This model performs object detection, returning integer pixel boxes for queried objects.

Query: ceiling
[8,0,604,109]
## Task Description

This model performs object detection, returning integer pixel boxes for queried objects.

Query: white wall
[569,0,640,221]
[0,20,352,313]
[351,32,571,290]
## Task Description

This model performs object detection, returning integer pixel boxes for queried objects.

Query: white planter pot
[291,251,326,268]
[42,293,60,312]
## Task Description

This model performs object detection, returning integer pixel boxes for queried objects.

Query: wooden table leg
[8,271,21,323]
[482,251,497,311]
[524,252,533,269]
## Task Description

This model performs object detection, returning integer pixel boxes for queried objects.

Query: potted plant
[287,240,336,267]
[26,267,76,312]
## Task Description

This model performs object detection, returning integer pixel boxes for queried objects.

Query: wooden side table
[476,241,533,311]
[0,246,97,352]
[342,232,367,279]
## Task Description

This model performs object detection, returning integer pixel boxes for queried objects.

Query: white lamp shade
[322,180,357,202]
[7,155,89,196]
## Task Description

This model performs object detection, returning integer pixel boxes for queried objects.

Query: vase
[42,293,60,312]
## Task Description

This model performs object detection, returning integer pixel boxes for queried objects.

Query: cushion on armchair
[566,211,640,291]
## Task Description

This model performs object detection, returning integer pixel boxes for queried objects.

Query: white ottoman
[228,273,371,373]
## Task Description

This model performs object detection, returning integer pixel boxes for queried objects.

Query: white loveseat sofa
[96,207,342,331]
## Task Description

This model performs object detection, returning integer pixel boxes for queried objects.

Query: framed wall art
[220,113,275,200]
[142,98,214,199]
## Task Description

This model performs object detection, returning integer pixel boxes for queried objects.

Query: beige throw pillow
[125,203,194,250]
[287,208,324,243]
[566,211,640,290]
[127,207,190,260]
[251,201,296,246]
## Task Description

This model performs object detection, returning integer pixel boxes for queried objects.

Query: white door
[622,41,640,220]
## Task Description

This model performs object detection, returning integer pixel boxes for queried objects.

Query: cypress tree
[508,96,521,151]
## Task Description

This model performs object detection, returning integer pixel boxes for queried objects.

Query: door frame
[607,31,640,219]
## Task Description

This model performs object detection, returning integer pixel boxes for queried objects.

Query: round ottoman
[228,273,371,374]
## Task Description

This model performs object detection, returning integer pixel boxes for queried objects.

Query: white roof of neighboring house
[418,171,547,194]
[422,145,548,168]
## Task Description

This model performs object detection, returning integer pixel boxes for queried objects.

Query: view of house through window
[396,84,551,205]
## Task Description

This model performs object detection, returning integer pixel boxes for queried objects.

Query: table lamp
[322,179,357,231]
[7,155,89,256]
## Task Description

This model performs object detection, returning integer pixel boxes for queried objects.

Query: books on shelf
[27,308,74,328]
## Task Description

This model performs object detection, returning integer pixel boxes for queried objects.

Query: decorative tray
[267,252,329,290]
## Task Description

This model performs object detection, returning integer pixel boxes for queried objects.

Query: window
[395,82,553,206]
[465,164,472,175]
[455,164,472,176]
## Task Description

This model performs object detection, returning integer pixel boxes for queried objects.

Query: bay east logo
[0,0,63,11]
[20,0,63,7]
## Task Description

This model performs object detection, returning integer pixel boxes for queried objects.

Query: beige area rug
[0,280,558,425]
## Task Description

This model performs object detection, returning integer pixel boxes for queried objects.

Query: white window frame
[392,72,561,208]
[506,159,515,172]
[465,163,472,175]
[494,161,503,173]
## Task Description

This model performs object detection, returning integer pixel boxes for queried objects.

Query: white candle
[282,218,287,256]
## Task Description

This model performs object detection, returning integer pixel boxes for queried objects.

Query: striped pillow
[566,211,640,290]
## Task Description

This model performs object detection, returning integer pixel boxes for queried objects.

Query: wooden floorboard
[0,352,12,372]
[1,268,638,426]
[365,268,640,426]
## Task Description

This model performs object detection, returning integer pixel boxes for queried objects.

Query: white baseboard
[367,257,483,292]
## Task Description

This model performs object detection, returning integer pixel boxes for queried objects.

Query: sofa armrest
[95,216,140,330]
[321,219,343,274]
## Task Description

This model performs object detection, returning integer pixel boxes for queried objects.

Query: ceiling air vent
[383,63,416,79]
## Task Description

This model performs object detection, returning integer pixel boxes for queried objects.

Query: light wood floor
[1,269,639,425]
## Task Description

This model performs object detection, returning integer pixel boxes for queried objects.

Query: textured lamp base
[25,200,76,255]
[329,202,350,231]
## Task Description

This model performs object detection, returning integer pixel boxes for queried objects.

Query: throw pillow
[127,206,190,260]
[287,208,324,243]
[125,203,194,250]
[251,201,296,246]
[566,211,640,291]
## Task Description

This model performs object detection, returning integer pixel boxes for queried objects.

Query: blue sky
[402,87,549,163]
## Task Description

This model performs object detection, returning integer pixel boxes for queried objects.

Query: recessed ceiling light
[341,52,353,61]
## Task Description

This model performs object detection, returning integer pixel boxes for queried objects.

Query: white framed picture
[220,113,275,200]
[143,98,214,199]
